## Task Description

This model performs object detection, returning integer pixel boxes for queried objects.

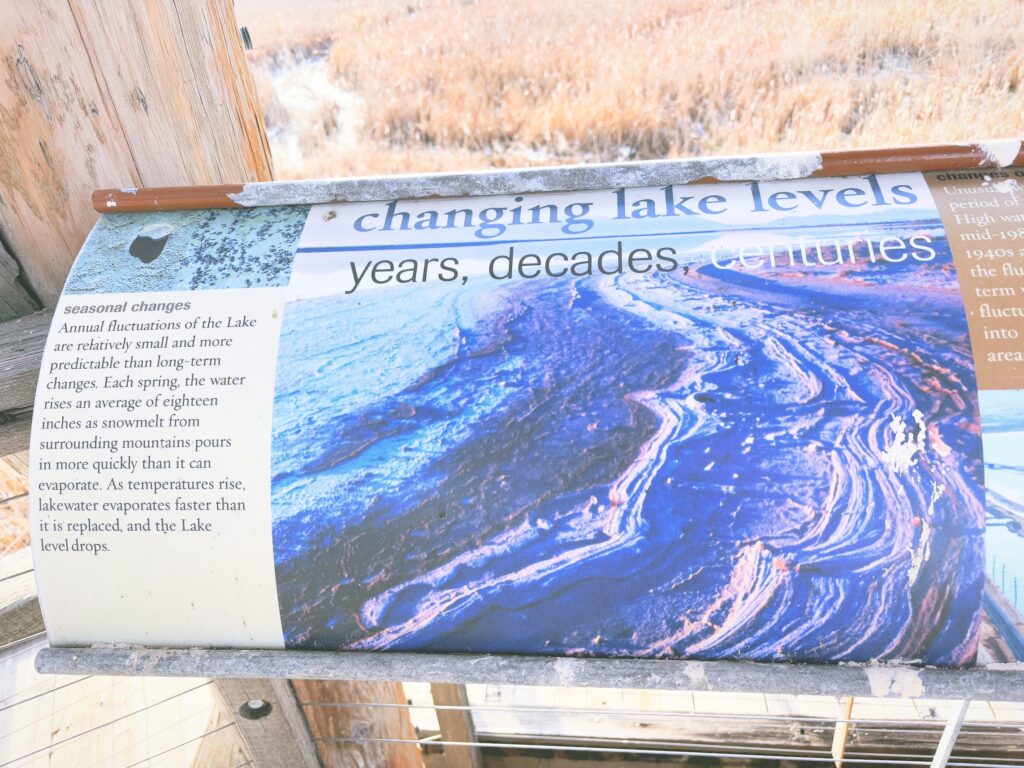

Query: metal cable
[0,679,127,742]
[469,730,964,761]
[0,676,92,715]
[479,729,1024,764]
[120,722,238,768]
[79,700,233,768]
[0,568,32,584]
[0,668,89,706]
[323,735,1024,767]
[314,735,952,765]
[0,632,45,656]
[300,699,1024,732]
[0,681,212,768]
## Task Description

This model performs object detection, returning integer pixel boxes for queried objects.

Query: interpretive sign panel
[31,169,1024,666]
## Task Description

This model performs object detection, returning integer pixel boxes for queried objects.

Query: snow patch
[979,139,1021,167]
[865,666,924,698]
[881,410,927,474]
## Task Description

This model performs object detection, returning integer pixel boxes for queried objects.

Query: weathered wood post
[0,0,273,306]
[430,683,484,768]
[293,680,423,768]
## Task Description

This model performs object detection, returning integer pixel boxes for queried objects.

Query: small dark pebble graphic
[129,223,173,263]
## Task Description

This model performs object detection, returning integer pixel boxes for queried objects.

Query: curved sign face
[30,168,1024,666]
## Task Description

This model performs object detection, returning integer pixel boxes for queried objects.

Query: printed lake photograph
[62,206,309,294]
[269,183,986,665]
[979,389,1024,662]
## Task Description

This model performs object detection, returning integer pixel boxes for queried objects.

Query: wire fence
[0,636,248,768]
[315,734,1024,767]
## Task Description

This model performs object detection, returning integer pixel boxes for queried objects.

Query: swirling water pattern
[271,222,984,665]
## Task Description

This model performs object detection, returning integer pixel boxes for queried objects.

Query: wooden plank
[430,683,482,768]
[91,140,1024,212]
[475,685,793,750]
[0,594,42,649]
[0,0,272,306]
[214,677,321,768]
[456,685,1024,763]
[929,699,969,768]
[34,647,1024,703]
[830,696,854,768]
[466,705,1023,763]
[0,451,28,494]
[0,310,50,458]
[0,242,37,322]
[0,546,42,647]
[0,0,140,306]
[291,679,423,768]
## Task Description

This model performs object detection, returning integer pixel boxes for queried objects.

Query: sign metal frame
[36,140,1024,699]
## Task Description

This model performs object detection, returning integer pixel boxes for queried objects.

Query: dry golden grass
[245,0,1023,178]
[0,497,29,555]
[0,454,28,555]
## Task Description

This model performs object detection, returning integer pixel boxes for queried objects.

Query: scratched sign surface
[33,168,1024,666]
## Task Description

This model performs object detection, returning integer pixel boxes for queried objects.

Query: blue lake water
[978,393,1024,626]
